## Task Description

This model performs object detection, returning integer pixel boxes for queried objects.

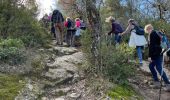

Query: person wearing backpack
[144,24,170,91]
[64,17,75,47]
[73,18,82,47]
[51,9,64,45]
[121,19,147,66]
[107,16,123,45]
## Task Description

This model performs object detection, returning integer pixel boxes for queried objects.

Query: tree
[85,0,102,73]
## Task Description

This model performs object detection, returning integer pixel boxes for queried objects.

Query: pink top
[75,21,81,28]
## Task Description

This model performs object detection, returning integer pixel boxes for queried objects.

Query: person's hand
[119,33,123,36]
[105,33,108,35]
[148,57,152,62]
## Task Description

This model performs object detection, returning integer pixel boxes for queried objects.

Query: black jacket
[149,30,162,59]
[51,10,64,23]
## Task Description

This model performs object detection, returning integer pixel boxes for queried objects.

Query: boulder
[53,47,78,55]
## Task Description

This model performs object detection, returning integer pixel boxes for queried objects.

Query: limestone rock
[45,68,73,85]
[53,47,78,55]
[67,92,81,100]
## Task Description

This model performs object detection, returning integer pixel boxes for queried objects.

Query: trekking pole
[159,49,167,100]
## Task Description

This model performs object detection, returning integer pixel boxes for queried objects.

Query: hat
[105,16,115,23]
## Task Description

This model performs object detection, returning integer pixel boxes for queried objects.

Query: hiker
[80,16,86,30]
[51,10,64,45]
[106,16,123,46]
[144,24,170,91]
[42,14,49,28]
[121,19,147,66]
[74,18,82,47]
[64,17,75,47]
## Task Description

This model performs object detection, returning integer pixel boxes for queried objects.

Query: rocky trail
[15,41,101,100]
[13,40,170,100]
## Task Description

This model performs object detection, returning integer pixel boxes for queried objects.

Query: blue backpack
[156,31,170,49]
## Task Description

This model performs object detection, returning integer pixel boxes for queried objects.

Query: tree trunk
[85,0,102,73]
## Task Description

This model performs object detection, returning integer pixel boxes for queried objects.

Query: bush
[0,0,50,47]
[0,38,24,48]
[81,30,136,84]
[0,39,26,65]
[101,43,136,84]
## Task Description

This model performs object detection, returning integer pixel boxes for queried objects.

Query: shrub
[101,43,136,84]
[0,39,26,65]
[0,0,50,47]
[81,31,136,84]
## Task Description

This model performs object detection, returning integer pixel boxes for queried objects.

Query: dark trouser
[66,29,75,46]
[149,56,170,84]
[74,35,81,47]
[114,33,121,44]
[51,23,56,38]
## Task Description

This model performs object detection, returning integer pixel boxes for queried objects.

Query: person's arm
[121,24,131,35]
[108,23,115,35]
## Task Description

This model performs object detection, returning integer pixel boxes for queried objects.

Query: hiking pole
[159,49,167,100]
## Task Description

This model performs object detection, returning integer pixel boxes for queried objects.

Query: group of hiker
[106,16,170,91]
[48,9,170,91]
[50,10,86,47]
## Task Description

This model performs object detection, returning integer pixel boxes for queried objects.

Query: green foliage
[0,38,24,48]
[0,73,25,100]
[0,39,25,65]
[81,30,136,84]
[101,43,136,84]
[0,0,50,47]
[108,84,142,100]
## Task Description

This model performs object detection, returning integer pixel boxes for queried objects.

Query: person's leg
[149,60,159,82]
[155,56,170,84]
[66,30,70,46]
[58,23,64,45]
[54,23,60,44]
[136,46,143,64]
[114,34,118,44]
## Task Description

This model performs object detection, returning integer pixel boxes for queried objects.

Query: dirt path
[130,61,170,100]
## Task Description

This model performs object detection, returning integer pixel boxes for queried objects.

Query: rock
[51,87,71,96]
[15,82,43,100]
[139,61,151,76]
[53,52,84,66]
[67,92,81,100]
[41,97,49,100]
[44,68,73,85]
[53,47,78,55]
[55,97,65,100]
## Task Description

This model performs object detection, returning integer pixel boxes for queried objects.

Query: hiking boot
[164,84,170,92]
[151,82,161,88]
[139,63,143,67]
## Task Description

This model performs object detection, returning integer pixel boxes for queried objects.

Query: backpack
[156,31,170,50]
[67,19,72,28]
[133,25,145,35]
[114,23,123,33]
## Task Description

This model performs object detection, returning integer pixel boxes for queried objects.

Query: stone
[51,87,71,96]
[55,97,65,100]
[68,92,81,100]
[53,47,78,55]
[44,68,73,85]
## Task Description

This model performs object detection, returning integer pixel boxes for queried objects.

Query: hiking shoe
[165,84,170,92]
[151,82,161,88]
[139,63,143,67]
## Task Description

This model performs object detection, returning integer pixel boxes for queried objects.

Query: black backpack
[133,25,145,35]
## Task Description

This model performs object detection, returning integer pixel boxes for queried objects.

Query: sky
[36,0,59,19]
